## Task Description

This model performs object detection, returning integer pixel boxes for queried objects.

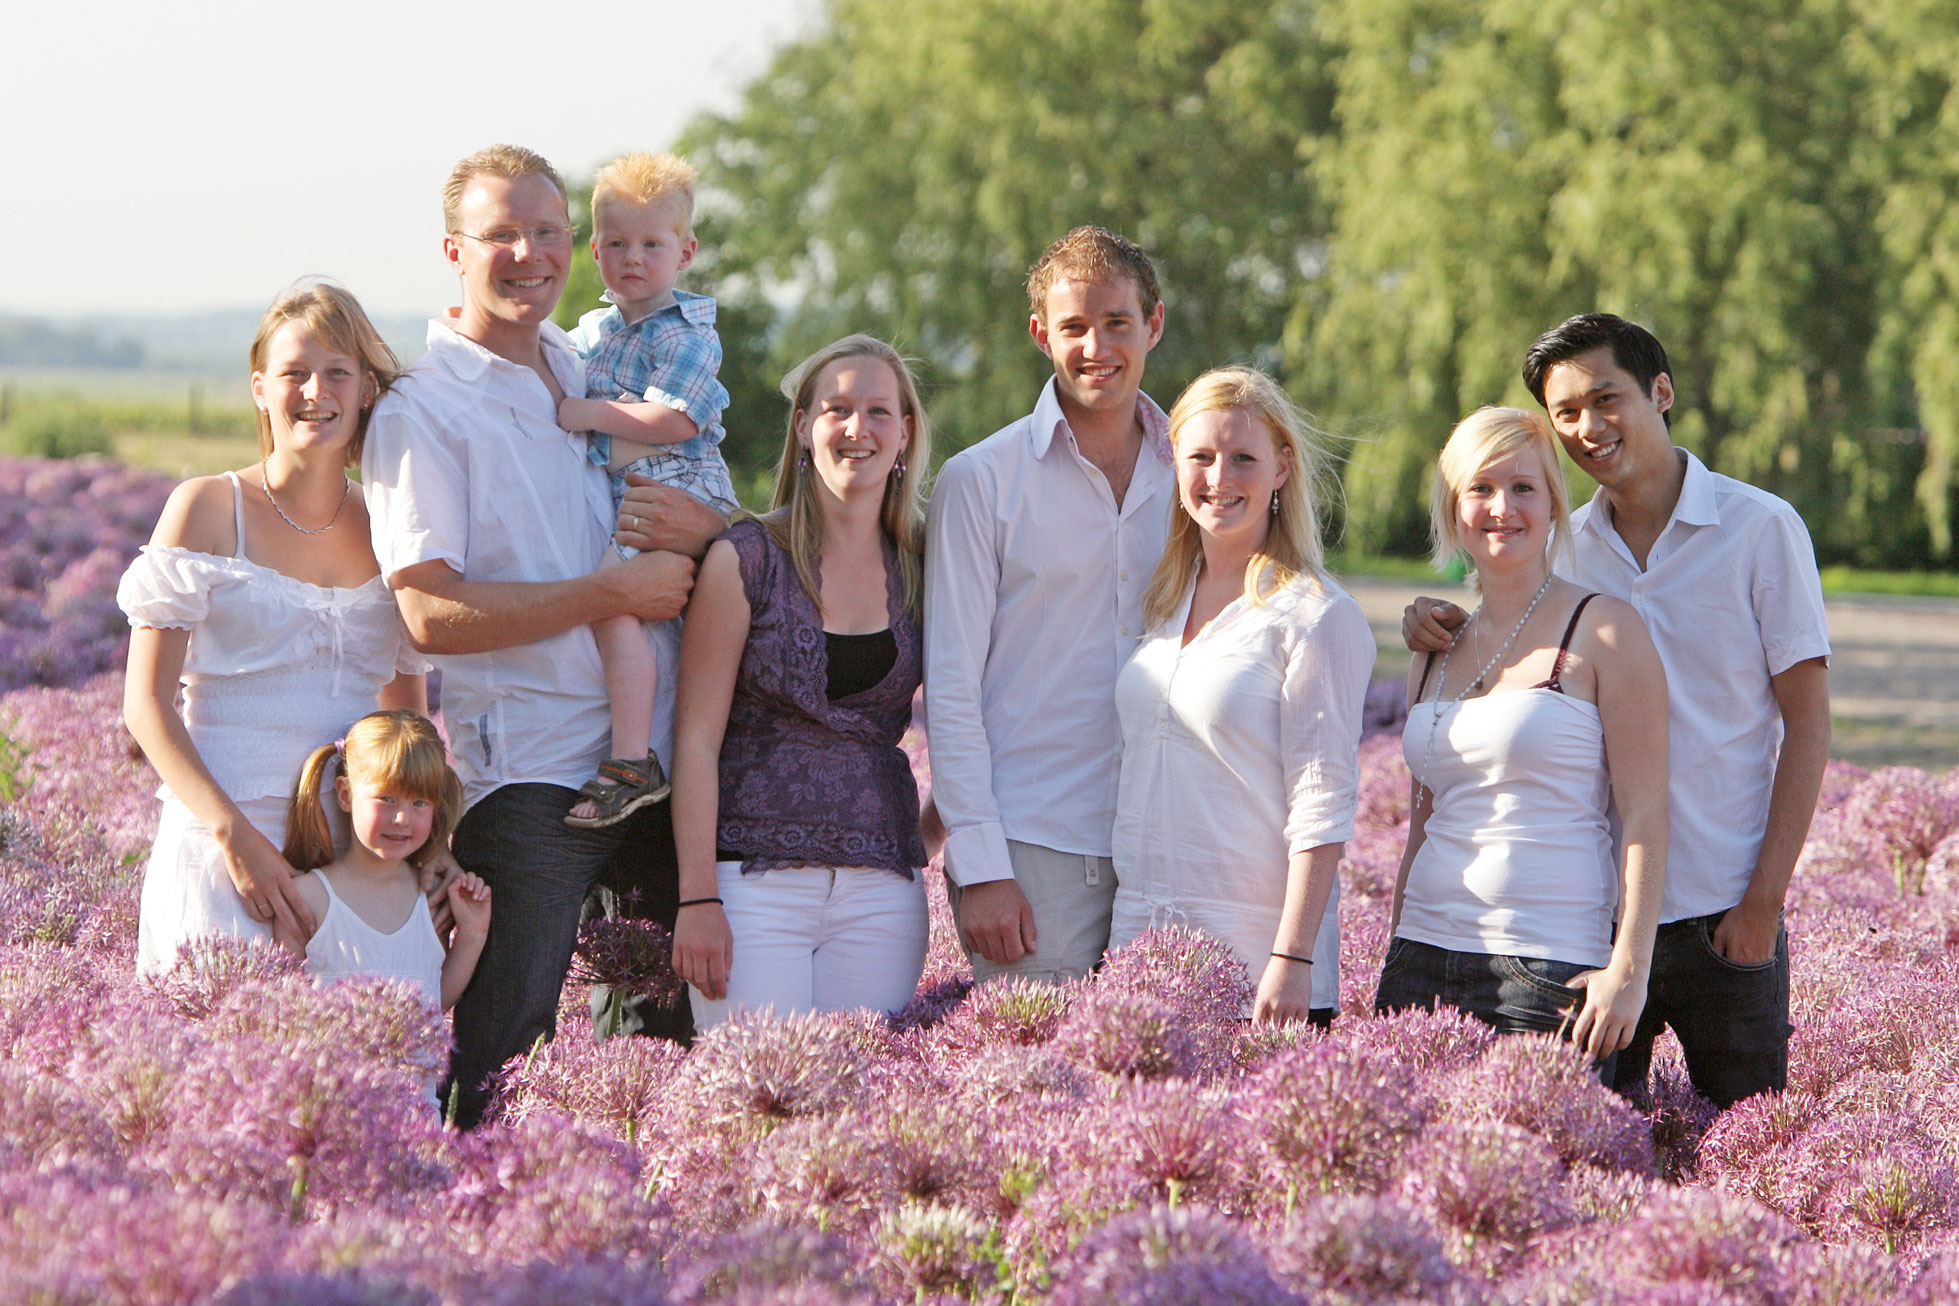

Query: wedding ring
[627,514,639,531]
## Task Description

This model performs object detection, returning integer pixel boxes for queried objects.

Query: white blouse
[1110,570,1374,1009]
[117,539,425,804]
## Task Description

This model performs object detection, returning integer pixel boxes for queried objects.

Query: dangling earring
[893,454,907,477]
[798,446,811,469]
[1271,489,1281,515]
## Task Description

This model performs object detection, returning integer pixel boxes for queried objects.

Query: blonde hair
[1429,406,1573,578]
[1143,367,1335,629]
[441,144,567,233]
[248,279,399,465]
[592,152,697,236]
[1026,225,1161,324]
[761,335,931,616]
[283,710,464,872]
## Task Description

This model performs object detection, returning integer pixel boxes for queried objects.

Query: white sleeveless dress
[303,871,446,1007]
[116,471,425,972]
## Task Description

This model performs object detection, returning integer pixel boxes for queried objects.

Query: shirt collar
[599,287,716,329]
[1671,448,1720,527]
[423,316,580,390]
[1027,376,1170,462]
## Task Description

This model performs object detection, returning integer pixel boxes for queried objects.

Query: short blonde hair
[592,152,697,236]
[442,144,567,233]
[1143,367,1335,628]
[1429,406,1573,575]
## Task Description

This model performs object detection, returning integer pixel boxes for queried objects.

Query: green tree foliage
[672,0,1955,564]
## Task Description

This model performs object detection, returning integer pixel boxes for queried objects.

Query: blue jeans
[1609,909,1789,1109]
[445,783,683,1129]
[1374,937,1614,1079]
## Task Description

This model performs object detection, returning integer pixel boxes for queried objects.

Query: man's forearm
[393,555,691,655]
[1743,658,1832,907]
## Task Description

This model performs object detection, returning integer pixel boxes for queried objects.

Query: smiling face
[250,320,369,461]
[1541,345,1675,492]
[592,198,694,321]
[795,355,913,504]
[1030,275,1164,421]
[444,171,572,337]
[1456,445,1555,572]
[1175,405,1291,554]
[337,771,436,867]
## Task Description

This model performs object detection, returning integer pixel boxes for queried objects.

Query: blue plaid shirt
[568,289,729,473]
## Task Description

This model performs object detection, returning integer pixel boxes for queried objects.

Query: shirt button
[1121,571,1129,581]
[1121,625,1131,636]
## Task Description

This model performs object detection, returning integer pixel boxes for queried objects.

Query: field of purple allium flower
[2,458,1957,1301]
[0,457,173,696]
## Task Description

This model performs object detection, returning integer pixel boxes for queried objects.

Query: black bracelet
[676,897,723,909]
[1271,951,1314,966]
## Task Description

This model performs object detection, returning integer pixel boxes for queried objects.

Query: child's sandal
[564,753,670,829]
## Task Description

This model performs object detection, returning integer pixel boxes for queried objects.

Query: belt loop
[1085,854,1100,887]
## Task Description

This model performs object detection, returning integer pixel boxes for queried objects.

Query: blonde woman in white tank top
[1379,407,1670,1065]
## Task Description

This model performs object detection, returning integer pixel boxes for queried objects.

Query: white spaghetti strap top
[303,872,446,1007]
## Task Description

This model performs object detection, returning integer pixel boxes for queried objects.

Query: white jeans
[689,861,928,1030]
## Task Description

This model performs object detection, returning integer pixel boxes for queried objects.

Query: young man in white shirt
[1406,313,1831,1107]
[925,226,1171,983]
[362,144,724,1127]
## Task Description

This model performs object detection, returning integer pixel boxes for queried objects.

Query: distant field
[0,365,247,404]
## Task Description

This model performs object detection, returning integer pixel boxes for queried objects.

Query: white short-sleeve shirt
[1566,449,1831,920]
[361,319,678,808]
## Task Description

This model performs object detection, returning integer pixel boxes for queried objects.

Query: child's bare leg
[570,553,659,823]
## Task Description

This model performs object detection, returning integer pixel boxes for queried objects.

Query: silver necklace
[1413,571,1556,800]
[260,469,351,536]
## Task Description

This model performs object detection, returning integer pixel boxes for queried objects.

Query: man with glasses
[361,145,724,1128]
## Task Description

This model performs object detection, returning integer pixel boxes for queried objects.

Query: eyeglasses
[453,224,572,249]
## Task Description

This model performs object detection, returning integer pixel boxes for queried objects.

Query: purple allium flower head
[1436,1034,1656,1175]
[667,1222,868,1302]
[939,973,1072,1049]
[143,934,307,1020]
[1043,1203,1304,1306]
[1051,988,1201,1081]
[468,1256,672,1306]
[1265,1192,1466,1303]
[494,1019,686,1145]
[867,1203,995,1298]
[683,1009,870,1125]
[444,1114,670,1261]
[1071,1077,1256,1211]
[1395,1118,1573,1257]
[1753,1111,1959,1251]
[1096,925,1254,1033]
[1339,1004,1498,1076]
[571,916,687,1007]
[1242,1037,1428,1197]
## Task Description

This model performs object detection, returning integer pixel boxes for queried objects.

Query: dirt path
[1340,576,1959,773]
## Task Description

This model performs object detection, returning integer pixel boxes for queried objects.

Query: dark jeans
[1609,909,1789,1109]
[445,783,687,1129]
[1374,936,1614,1080]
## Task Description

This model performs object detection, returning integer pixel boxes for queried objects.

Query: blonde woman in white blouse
[1108,368,1373,1024]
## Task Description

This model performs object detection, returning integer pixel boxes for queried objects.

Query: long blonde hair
[283,710,463,872]
[248,280,400,465]
[1142,367,1335,629]
[761,335,931,616]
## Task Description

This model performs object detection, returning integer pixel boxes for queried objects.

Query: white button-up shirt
[362,319,678,809]
[1108,572,1375,1008]
[1566,449,1830,920]
[924,379,1173,886]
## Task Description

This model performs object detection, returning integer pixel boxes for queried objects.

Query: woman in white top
[1381,406,1668,1061]
[1108,367,1374,1025]
[119,282,429,969]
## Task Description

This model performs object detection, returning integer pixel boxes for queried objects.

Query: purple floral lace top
[717,518,926,875]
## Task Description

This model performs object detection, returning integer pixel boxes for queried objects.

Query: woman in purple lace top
[671,335,935,1027]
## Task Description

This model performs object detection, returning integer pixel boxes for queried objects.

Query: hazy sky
[3,0,811,318]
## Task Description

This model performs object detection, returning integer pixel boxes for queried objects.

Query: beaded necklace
[1412,571,1555,802]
